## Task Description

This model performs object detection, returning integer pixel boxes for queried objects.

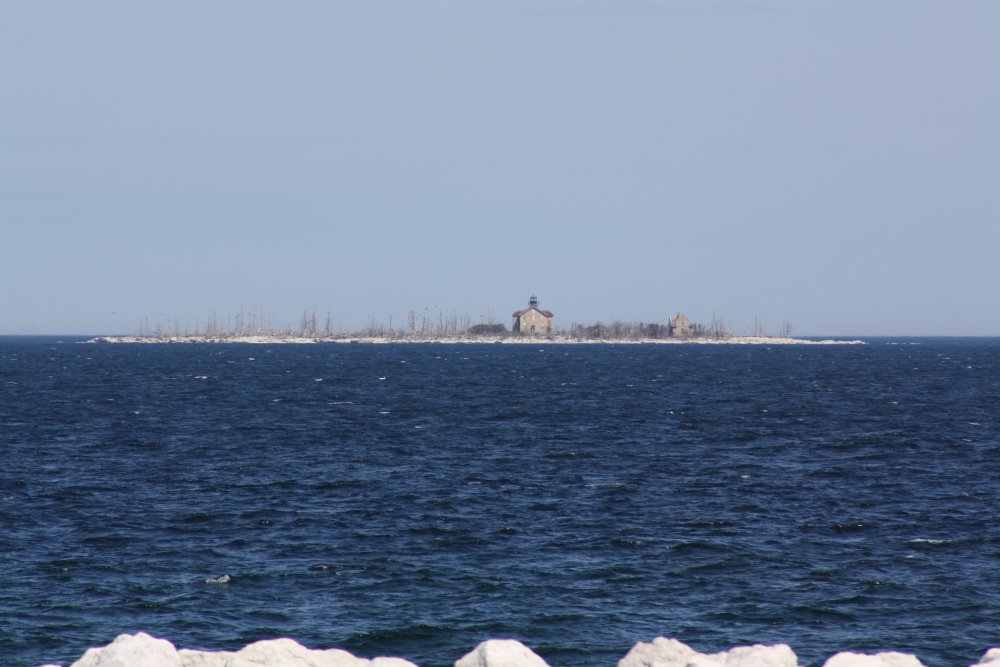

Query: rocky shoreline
[41,633,998,667]
[85,335,865,345]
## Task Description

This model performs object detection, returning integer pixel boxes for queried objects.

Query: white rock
[175,650,228,667]
[180,638,355,666]
[178,637,422,667]
[971,649,1000,667]
[70,632,182,667]
[64,633,419,667]
[619,638,797,667]
[703,644,798,667]
[823,652,925,667]
[52,632,997,667]
[619,637,697,667]
[371,658,423,667]
[455,639,549,667]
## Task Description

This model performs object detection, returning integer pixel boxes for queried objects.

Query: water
[1,337,998,667]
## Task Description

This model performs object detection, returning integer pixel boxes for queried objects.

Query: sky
[2,1,998,336]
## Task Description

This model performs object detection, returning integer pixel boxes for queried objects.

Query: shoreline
[85,334,865,345]
[41,632,998,667]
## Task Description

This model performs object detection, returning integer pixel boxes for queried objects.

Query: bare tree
[709,312,729,339]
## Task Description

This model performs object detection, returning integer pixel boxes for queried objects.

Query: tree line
[135,307,792,340]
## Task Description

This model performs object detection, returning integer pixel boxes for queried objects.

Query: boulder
[178,637,393,666]
[70,632,182,667]
[64,632,419,667]
[618,638,797,667]
[700,644,798,667]
[618,638,696,667]
[822,652,925,667]
[455,639,549,667]
[47,632,1000,667]
[972,650,1000,667]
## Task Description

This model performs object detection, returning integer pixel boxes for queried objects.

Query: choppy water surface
[1,338,998,667]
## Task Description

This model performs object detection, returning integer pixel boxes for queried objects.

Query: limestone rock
[618,638,797,667]
[70,632,182,667]
[618,637,696,667]
[701,644,798,667]
[64,632,419,667]
[180,638,358,666]
[455,639,549,667]
[49,632,998,667]
[971,649,1000,667]
[179,637,422,667]
[822,652,925,667]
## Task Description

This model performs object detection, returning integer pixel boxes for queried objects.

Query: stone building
[667,313,694,337]
[512,295,554,334]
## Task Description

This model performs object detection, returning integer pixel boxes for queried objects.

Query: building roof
[513,307,554,318]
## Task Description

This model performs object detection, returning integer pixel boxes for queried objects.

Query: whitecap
[908,538,951,545]
[205,574,231,584]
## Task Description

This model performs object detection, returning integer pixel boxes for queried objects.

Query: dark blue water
[1,338,998,667]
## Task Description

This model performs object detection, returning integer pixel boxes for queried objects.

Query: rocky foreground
[39,634,999,667]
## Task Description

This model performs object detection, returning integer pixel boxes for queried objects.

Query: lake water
[1,337,997,667]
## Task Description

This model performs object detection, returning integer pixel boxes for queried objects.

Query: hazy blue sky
[2,1,997,336]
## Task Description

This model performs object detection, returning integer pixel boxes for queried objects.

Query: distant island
[92,295,864,345]
[86,333,863,345]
